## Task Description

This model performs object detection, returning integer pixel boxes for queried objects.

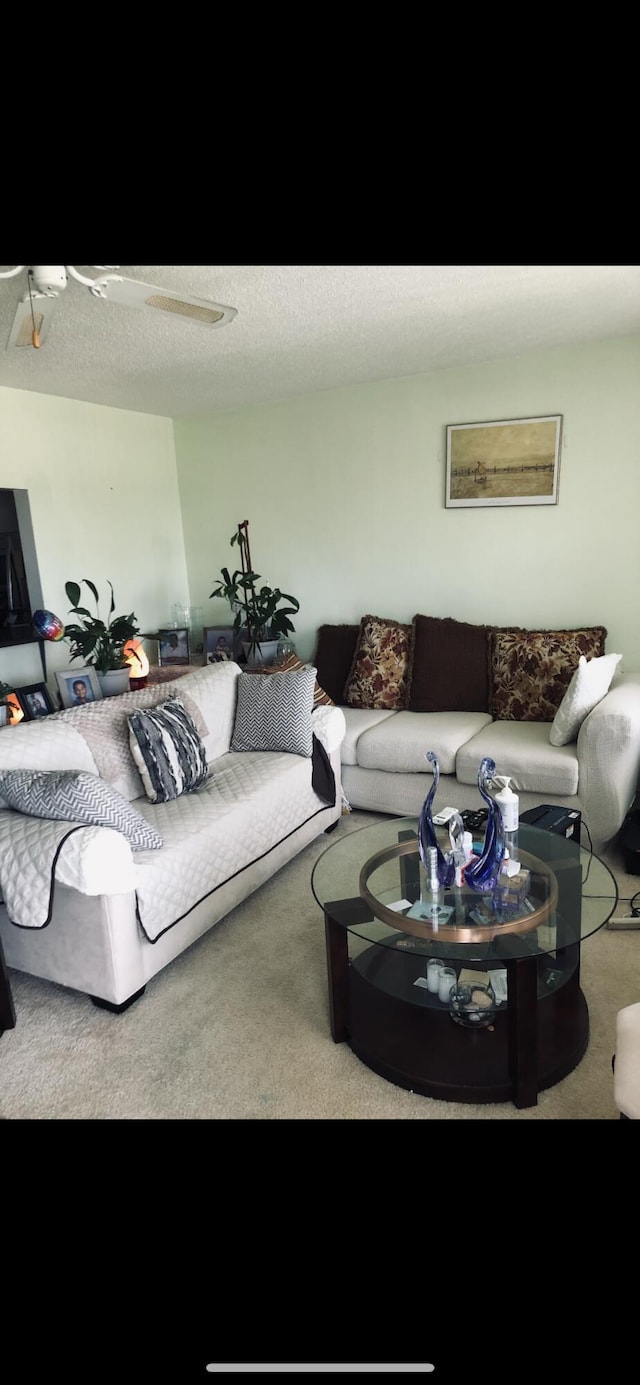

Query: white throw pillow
[549,653,622,746]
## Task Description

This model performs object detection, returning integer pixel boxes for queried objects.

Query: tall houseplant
[210,521,299,663]
[64,580,140,692]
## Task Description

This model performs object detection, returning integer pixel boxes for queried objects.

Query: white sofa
[0,660,345,1010]
[340,671,640,852]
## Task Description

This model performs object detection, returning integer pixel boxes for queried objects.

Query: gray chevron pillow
[0,769,163,849]
[231,666,315,756]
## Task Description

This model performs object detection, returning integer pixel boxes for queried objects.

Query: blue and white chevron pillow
[231,666,315,756]
[128,697,208,803]
[0,769,163,849]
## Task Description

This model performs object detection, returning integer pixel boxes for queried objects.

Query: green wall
[173,335,640,667]
[0,388,188,690]
[2,332,639,696]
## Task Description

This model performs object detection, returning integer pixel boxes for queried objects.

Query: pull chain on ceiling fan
[0,265,238,349]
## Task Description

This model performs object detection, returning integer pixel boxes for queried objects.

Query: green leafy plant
[210,521,299,659]
[64,579,140,674]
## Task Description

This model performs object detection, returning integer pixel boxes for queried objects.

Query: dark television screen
[0,488,44,648]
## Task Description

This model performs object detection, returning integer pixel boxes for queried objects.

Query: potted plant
[64,579,140,696]
[210,521,299,666]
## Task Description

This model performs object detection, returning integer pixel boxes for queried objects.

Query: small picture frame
[203,625,236,665]
[158,627,191,667]
[55,667,103,709]
[16,682,57,720]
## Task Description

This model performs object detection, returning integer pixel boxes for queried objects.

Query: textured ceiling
[0,264,639,419]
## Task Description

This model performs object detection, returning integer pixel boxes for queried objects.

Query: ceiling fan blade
[91,275,237,327]
[7,292,58,349]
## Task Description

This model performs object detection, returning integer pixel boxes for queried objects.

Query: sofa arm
[0,809,138,930]
[312,704,347,756]
[577,672,640,848]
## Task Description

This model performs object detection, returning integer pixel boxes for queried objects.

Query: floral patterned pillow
[490,626,608,721]
[344,614,412,710]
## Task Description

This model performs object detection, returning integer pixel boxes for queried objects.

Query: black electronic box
[519,803,581,843]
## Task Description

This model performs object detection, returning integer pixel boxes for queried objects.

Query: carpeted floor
[1,810,638,1119]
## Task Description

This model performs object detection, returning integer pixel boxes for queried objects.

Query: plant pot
[97,668,131,698]
[241,639,280,668]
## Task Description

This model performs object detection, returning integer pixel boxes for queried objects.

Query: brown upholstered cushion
[344,614,412,710]
[490,626,608,721]
[408,614,492,713]
[243,653,334,708]
[313,624,360,705]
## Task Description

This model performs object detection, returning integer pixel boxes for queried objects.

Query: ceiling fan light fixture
[4,265,238,351]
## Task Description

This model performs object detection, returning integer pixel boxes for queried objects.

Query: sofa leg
[324,820,339,835]
[90,985,146,1014]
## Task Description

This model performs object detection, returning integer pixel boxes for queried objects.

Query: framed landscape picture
[445,415,563,508]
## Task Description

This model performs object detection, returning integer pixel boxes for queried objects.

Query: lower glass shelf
[350,936,578,1012]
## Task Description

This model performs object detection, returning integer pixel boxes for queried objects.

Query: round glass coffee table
[311,817,618,1108]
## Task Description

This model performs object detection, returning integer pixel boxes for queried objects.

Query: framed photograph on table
[56,667,103,709]
[158,627,190,667]
[203,626,236,665]
[16,682,57,720]
[445,414,563,508]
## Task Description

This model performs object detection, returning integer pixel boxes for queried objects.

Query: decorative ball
[32,609,65,641]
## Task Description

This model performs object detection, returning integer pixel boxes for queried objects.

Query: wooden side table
[0,934,16,1034]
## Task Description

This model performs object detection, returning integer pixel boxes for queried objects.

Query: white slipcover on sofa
[0,660,345,1010]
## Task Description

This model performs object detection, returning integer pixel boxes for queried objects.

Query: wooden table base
[324,901,588,1109]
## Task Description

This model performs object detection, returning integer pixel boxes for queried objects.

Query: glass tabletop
[311,816,618,963]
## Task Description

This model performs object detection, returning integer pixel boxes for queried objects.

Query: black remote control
[461,808,489,831]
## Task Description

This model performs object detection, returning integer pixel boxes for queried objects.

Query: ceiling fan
[0,265,237,349]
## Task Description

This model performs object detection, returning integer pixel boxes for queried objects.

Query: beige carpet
[1,810,638,1119]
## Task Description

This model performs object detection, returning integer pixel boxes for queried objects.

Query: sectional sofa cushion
[489,626,608,721]
[340,707,397,766]
[0,768,163,849]
[128,698,209,803]
[231,666,315,756]
[344,614,412,710]
[313,623,360,704]
[549,652,622,746]
[456,720,580,795]
[354,709,494,775]
[408,614,492,713]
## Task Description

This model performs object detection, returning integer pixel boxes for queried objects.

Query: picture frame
[55,666,103,709]
[158,627,191,667]
[16,682,57,720]
[203,625,236,666]
[445,414,563,508]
